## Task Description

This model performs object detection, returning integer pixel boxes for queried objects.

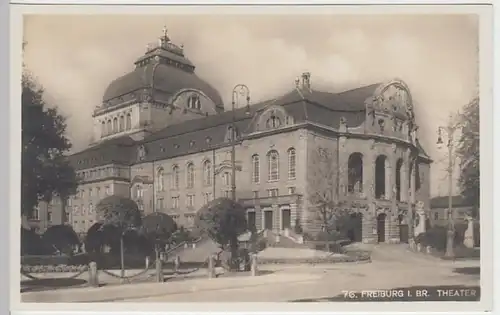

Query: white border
[8,2,496,314]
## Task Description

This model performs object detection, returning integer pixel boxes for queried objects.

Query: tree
[457,96,480,218]
[42,224,80,255]
[96,195,142,275]
[141,212,178,259]
[96,195,142,230]
[21,71,77,217]
[194,198,247,265]
[307,146,351,250]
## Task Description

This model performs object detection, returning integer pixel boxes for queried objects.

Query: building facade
[31,29,432,243]
[429,195,475,227]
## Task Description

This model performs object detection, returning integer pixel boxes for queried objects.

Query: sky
[22,14,479,197]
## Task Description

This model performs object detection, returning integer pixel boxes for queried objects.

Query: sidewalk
[21,272,321,303]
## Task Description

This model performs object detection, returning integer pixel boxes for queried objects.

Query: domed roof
[101,28,223,111]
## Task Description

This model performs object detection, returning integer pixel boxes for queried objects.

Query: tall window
[267,150,279,181]
[107,120,112,134]
[89,203,94,214]
[348,153,363,193]
[187,195,195,207]
[252,154,260,183]
[31,206,40,220]
[156,198,164,210]
[113,117,118,133]
[186,163,195,189]
[203,160,212,186]
[223,172,231,186]
[287,148,296,179]
[375,155,387,199]
[119,115,125,132]
[135,185,143,199]
[157,168,164,191]
[126,113,132,130]
[171,196,179,209]
[172,165,179,190]
[101,121,106,137]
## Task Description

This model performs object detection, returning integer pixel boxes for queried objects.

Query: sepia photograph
[11,3,493,312]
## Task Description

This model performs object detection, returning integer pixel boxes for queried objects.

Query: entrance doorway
[247,211,256,231]
[347,213,363,242]
[398,214,409,243]
[264,210,273,230]
[281,209,291,230]
[377,213,387,243]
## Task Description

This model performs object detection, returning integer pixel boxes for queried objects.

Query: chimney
[301,72,311,91]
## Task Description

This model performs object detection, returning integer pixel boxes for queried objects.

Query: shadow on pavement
[21,278,88,293]
[290,285,481,302]
[453,267,480,275]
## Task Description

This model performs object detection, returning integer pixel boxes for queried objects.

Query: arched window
[126,113,132,130]
[375,155,387,199]
[186,163,195,189]
[101,121,106,137]
[119,116,125,132]
[267,150,279,181]
[396,159,403,201]
[157,168,164,191]
[107,119,112,134]
[113,117,118,133]
[252,154,260,183]
[348,153,363,193]
[266,115,281,129]
[171,165,179,190]
[203,160,212,186]
[187,94,201,110]
[288,148,296,179]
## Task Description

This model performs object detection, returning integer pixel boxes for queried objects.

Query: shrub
[294,219,303,234]
[415,224,468,252]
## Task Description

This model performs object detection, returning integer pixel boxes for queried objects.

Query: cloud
[22,14,478,196]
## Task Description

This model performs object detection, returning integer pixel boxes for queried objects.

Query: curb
[21,273,321,303]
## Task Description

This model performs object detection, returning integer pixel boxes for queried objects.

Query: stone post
[251,253,258,276]
[464,216,475,248]
[88,261,98,287]
[155,257,163,283]
[207,255,215,279]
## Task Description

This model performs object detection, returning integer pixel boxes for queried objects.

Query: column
[401,152,409,202]
[408,152,416,239]
[362,206,376,243]
[363,150,375,201]
[290,203,298,229]
[338,136,348,198]
[272,204,279,232]
[385,158,392,200]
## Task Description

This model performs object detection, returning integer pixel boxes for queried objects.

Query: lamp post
[436,114,461,258]
[231,84,251,201]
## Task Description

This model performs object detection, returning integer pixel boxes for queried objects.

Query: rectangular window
[253,191,259,199]
[172,196,179,209]
[203,192,212,204]
[47,211,52,222]
[157,198,164,210]
[224,190,230,198]
[67,197,73,206]
[105,186,111,196]
[64,211,70,222]
[187,195,195,207]
[223,172,231,186]
[31,206,40,220]
[89,188,93,197]
[288,187,296,195]
[268,189,279,197]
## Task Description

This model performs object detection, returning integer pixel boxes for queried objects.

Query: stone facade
[30,30,432,244]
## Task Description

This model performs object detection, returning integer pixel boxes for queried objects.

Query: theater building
[36,29,432,243]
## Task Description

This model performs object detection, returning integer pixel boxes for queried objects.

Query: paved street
[21,244,480,303]
[124,244,479,302]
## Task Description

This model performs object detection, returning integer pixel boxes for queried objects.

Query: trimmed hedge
[415,224,468,251]
[257,251,371,265]
[21,264,88,273]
